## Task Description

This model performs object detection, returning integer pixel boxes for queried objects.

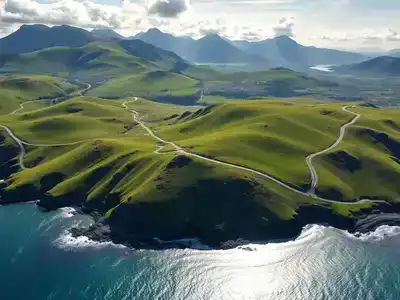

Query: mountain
[0,24,95,55]
[0,39,189,77]
[335,56,400,77]
[133,28,270,67]
[233,35,366,69]
[388,49,400,57]
[91,29,125,40]
[134,29,366,69]
[190,34,268,65]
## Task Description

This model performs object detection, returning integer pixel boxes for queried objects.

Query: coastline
[1,136,400,250]
[2,182,400,250]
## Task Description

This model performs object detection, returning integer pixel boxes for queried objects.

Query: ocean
[1,202,400,300]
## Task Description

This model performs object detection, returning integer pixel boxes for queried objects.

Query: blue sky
[1,0,399,50]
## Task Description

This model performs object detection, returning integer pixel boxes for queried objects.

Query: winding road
[10,81,91,115]
[306,106,361,193]
[0,89,378,204]
[1,81,92,170]
[122,99,374,205]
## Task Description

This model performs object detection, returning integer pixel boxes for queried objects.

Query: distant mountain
[134,29,366,69]
[335,56,400,77]
[0,24,95,55]
[133,29,270,67]
[233,35,366,69]
[91,29,125,40]
[388,49,400,57]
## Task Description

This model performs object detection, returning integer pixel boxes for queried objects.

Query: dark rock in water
[220,239,251,249]
[166,155,191,169]
[326,150,362,173]
[354,214,400,233]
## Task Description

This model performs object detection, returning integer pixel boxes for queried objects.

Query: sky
[0,0,399,51]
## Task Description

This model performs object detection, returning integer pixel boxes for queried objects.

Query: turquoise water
[1,203,400,300]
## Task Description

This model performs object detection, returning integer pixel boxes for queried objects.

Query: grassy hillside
[0,97,137,143]
[314,106,400,200]
[0,40,187,80]
[0,75,78,114]
[146,100,354,189]
[88,71,199,99]
[1,97,400,247]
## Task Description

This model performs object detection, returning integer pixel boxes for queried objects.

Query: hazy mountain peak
[91,28,124,39]
[273,35,298,45]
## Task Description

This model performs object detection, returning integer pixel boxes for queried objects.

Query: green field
[0,75,78,114]
[1,95,400,245]
[88,71,199,99]
[2,30,400,247]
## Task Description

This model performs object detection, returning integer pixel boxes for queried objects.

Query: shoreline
[2,196,400,250]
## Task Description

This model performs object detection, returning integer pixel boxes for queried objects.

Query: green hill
[0,40,188,79]
[88,71,199,100]
[0,75,78,114]
[1,97,400,247]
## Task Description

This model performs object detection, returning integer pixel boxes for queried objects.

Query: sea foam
[54,230,126,251]
[58,207,77,218]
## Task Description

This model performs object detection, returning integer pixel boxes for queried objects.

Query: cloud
[314,29,400,46]
[148,0,190,18]
[0,0,147,28]
[272,17,294,37]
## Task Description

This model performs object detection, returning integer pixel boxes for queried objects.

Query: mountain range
[132,28,367,70]
[1,24,399,75]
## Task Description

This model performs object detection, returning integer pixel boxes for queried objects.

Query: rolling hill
[0,97,400,248]
[0,75,79,114]
[88,70,200,102]
[335,56,400,77]
[0,40,190,80]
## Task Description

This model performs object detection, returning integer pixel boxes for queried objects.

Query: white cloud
[148,0,190,18]
[0,0,145,28]
[272,17,294,37]
[0,0,399,50]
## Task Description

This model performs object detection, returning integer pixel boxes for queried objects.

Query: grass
[2,97,400,242]
[0,41,185,81]
[88,71,199,98]
[0,75,78,114]
[314,104,400,201]
[0,97,138,143]
[122,98,199,122]
[147,100,354,189]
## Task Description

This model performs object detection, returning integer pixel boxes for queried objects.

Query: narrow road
[1,81,92,170]
[11,82,91,115]
[122,99,375,205]
[1,94,377,205]
[0,125,27,169]
[306,106,361,193]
